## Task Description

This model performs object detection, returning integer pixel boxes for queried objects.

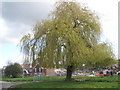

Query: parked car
[95,74,105,77]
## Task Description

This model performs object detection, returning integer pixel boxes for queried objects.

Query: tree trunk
[65,65,74,81]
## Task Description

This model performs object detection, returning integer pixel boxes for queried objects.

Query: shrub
[4,63,23,78]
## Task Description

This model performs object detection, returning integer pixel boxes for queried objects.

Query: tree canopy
[20,1,116,80]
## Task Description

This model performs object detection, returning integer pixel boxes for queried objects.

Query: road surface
[0,81,30,90]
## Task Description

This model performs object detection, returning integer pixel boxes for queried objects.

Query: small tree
[4,63,23,78]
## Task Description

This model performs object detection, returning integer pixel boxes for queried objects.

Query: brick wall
[46,68,56,76]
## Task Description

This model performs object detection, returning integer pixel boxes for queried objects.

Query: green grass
[1,76,119,88]
[2,76,66,82]
[2,76,33,82]
[2,76,119,82]
[0,76,2,81]
[8,76,118,88]
[15,80,118,88]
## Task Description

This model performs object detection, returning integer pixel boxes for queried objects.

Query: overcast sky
[0,0,119,68]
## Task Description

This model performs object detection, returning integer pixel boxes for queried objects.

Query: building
[22,63,56,76]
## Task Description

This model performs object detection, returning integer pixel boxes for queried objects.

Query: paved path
[0,81,31,90]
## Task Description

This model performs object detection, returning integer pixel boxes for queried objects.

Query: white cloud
[0,18,9,39]
[3,0,55,3]
[0,18,32,45]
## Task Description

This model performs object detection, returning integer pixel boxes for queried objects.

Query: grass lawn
[2,76,34,82]
[0,76,2,81]
[2,76,118,88]
[15,81,118,88]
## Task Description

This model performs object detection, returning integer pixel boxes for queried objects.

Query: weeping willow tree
[84,43,116,69]
[20,1,116,81]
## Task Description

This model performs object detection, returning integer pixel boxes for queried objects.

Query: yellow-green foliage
[20,1,115,69]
